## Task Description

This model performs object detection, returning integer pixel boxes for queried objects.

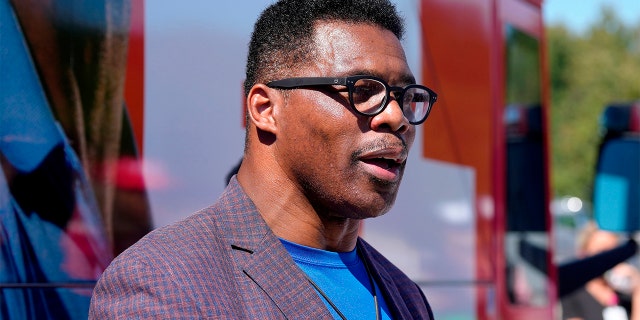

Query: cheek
[278,91,362,170]
[281,119,355,179]
[321,99,346,119]
[305,89,354,119]
[306,124,354,164]
[285,92,356,147]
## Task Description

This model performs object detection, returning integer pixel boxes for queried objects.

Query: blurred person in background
[562,221,640,320]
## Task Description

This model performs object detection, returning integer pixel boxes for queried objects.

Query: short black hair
[244,0,405,96]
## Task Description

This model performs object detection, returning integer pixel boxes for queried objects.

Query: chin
[352,196,396,220]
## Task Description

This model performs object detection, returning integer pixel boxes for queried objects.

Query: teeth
[384,157,400,164]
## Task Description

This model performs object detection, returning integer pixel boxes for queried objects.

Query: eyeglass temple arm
[267,77,347,88]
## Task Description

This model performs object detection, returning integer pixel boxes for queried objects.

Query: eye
[409,92,428,103]
[352,86,377,103]
[351,79,384,103]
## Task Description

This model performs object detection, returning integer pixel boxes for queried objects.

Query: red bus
[1,0,557,318]
[364,0,554,319]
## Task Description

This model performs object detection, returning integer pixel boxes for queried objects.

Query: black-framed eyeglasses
[266,75,437,125]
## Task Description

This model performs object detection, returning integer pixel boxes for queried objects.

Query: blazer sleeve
[89,245,200,318]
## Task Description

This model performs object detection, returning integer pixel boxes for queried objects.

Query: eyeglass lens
[403,87,430,123]
[351,79,431,123]
[351,79,387,114]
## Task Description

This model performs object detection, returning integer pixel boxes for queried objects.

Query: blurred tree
[548,6,640,208]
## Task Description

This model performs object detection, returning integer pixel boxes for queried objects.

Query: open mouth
[355,142,407,181]
[360,158,401,170]
[358,155,404,182]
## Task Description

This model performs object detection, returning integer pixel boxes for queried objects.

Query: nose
[369,98,410,133]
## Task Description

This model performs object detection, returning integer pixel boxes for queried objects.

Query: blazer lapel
[358,240,415,320]
[221,178,332,319]
[237,239,332,319]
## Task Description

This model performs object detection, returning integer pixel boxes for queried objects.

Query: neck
[237,156,361,252]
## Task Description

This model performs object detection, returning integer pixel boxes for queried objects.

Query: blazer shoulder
[91,201,243,318]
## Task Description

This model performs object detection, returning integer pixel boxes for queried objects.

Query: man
[89,0,437,318]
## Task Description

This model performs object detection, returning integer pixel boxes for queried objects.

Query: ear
[246,83,280,134]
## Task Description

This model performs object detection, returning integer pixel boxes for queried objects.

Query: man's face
[274,21,416,220]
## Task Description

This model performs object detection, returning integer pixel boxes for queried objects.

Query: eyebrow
[340,69,416,86]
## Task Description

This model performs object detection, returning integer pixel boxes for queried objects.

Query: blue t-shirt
[280,239,391,320]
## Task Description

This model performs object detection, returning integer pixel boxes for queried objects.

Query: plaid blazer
[89,177,434,319]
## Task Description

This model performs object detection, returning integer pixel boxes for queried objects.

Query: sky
[149,0,640,36]
[543,0,640,33]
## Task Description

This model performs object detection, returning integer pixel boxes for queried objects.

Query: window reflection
[503,25,549,307]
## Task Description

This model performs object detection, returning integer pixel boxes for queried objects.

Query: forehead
[309,21,414,84]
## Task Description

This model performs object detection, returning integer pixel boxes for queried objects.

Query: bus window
[503,25,550,307]
[594,104,640,232]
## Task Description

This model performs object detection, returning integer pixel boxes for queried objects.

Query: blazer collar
[219,177,333,319]
[357,238,416,320]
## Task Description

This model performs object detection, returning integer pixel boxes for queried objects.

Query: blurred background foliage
[547,5,640,208]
